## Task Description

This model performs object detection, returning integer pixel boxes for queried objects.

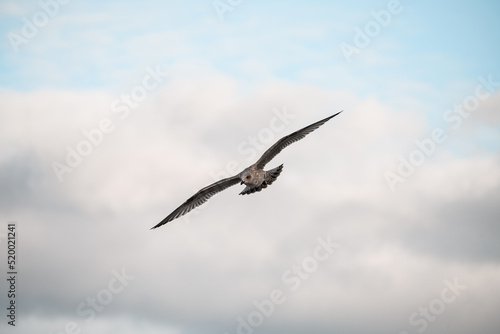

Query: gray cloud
[0,76,499,334]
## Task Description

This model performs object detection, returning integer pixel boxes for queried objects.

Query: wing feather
[151,175,241,229]
[255,111,342,169]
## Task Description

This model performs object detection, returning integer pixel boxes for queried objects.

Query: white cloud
[1,71,499,333]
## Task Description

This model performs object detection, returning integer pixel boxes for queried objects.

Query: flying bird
[151,111,342,229]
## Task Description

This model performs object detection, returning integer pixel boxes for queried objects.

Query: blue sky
[1,0,499,95]
[0,1,499,334]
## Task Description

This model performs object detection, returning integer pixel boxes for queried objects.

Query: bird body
[151,111,342,229]
[239,163,283,195]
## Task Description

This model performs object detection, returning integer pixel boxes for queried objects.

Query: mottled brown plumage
[151,111,342,229]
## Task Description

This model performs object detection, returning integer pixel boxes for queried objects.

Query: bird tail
[264,164,283,186]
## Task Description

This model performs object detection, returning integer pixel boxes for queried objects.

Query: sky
[0,0,499,333]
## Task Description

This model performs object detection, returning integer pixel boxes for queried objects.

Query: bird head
[240,169,253,185]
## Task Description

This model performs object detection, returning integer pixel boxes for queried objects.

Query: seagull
[151,111,343,229]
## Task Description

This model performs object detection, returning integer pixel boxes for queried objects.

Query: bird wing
[255,111,342,169]
[151,175,241,229]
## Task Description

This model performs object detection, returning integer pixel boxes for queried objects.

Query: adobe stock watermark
[7,0,72,53]
[210,106,296,181]
[212,0,244,21]
[224,235,340,334]
[181,106,296,224]
[339,0,408,63]
[385,74,499,192]
[52,65,169,182]
[49,268,134,334]
[398,278,466,334]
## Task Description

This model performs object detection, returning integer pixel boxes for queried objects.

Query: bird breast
[242,167,265,186]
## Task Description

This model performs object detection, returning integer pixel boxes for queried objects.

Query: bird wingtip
[150,220,165,230]
[324,110,343,122]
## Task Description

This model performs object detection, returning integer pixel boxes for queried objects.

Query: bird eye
[246,175,251,179]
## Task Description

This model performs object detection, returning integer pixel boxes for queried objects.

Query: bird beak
[240,181,244,185]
